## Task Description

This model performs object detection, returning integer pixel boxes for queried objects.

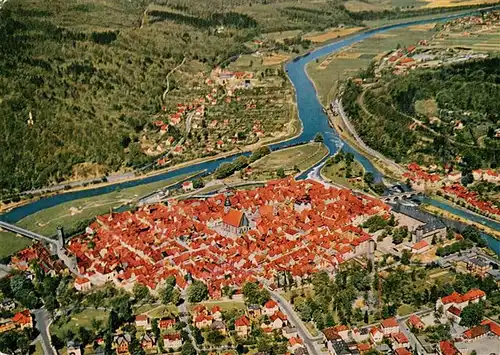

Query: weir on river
[1,9,499,253]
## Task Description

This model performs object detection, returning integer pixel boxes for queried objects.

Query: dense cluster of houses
[442,183,500,217]
[402,162,441,187]
[0,309,33,333]
[66,178,388,294]
[435,288,486,323]
[322,317,412,355]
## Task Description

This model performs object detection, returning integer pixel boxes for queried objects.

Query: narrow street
[33,308,56,355]
[268,289,327,355]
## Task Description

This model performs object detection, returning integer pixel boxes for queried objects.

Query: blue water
[2,8,500,251]
[423,198,500,255]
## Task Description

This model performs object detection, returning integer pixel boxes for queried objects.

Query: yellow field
[372,33,398,39]
[305,27,364,43]
[263,53,290,66]
[344,0,391,12]
[422,0,498,8]
[408,23,437,31]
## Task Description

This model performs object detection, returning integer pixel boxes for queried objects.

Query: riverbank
[0,107,303,215]
[422,204,500,240]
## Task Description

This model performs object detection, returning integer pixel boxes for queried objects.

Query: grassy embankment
[320,158,367,190]
[0,172,198,259]
[249,142,329,180]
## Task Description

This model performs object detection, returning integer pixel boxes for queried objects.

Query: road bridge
[381,191,423,203]
[0,221,57,246]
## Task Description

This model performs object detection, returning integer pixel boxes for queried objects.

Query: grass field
[306,26,436,105]
[50,309,108,338]
[190,300,246,312]
[397,304,417,316]
[321,159,366,190]
[251,142,328,178]
[0,172,197,259]
[147,304,179,318]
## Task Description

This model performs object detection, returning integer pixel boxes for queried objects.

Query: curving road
[267,289,326,355]
[33,308,57,355]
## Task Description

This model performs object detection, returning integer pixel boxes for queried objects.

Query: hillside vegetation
[343,58,500,170]
[1,0,497,199]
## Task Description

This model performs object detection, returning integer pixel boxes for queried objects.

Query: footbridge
[381,191,423,203]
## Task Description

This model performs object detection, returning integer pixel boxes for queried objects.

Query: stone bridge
[381,191,423,203]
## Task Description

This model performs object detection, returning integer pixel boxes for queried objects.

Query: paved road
[397,309,432,355]
[33,308,57,355]
[268,289,326,355]
[335,99,406,176]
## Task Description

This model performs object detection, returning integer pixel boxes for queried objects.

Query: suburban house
[369,327,384,344]
[112,334,131,354]
[210,320,227,335]
[140,332,156,351]
[135,314,150,328]
[391,332,409,349]
[12,310,33,329]
[438,340,459,355]
[182,181,194,192]
[262,299,279,316]
[235,315,251,337]
[163,333,183,349]
[407,314,425,330]
[380,318,399,335]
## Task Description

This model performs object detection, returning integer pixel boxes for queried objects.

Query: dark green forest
[343,58,500,169]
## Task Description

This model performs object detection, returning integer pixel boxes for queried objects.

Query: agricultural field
[306,26,437,105]
[249,142,329,180]
[0,173,196,259]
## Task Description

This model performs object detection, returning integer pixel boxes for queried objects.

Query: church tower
[224,195,232,214]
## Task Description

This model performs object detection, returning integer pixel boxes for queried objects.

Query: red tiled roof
[223,209,244,228]
[381,317,398,328]
[439,341,458,355]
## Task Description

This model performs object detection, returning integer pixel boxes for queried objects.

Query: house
[446,305,462,323]
[288,337,304,352]
[369,327,383,344]
[67,341,82,355]
[182,181,194,192]
[140,332,156,351]
[0,319,15,333]
[163,333,183,350]
[270,311,287,329]
[211,306,223,320]
[0,299,15,311]
[210,320,227,335]
[325,331,355,355]
[394,348,411,355]
[194,313,213,328]
[159,317,176,329]
[12,310,33,329]
[332,325,350,341]
[235,315,251,337]
[407,314,425,330]
[436,289,486,311]
[466,257,492,278]
[113,334,131,354]
[74,277,92,292]
[262,299,279,316]
[391,332,409,349]
[247,304,262,318]
[282,326,298,339]
[438,340,459,355]
[222,209,250,235]
[462,325,488,342]
[135,314,150,328]
[380,317,399,335]
[412,240,430,254]
[352,327,370,343]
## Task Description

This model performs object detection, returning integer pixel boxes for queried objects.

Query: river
[1,10,499,251]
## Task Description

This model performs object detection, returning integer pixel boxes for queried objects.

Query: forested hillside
[343,58,500,170]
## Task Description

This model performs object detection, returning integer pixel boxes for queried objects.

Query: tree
[181,341,197,355]
[364,172,374,185]
[133,283,150,303]
[314,133,324,143]
[401,249,412,265]
[187,281,208,303]
[277,167,285,178]
[161,284,180,305]
[364,310,369,324]
[459,302,484,327]
[242,282,269,305]
[206,330,224,345]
